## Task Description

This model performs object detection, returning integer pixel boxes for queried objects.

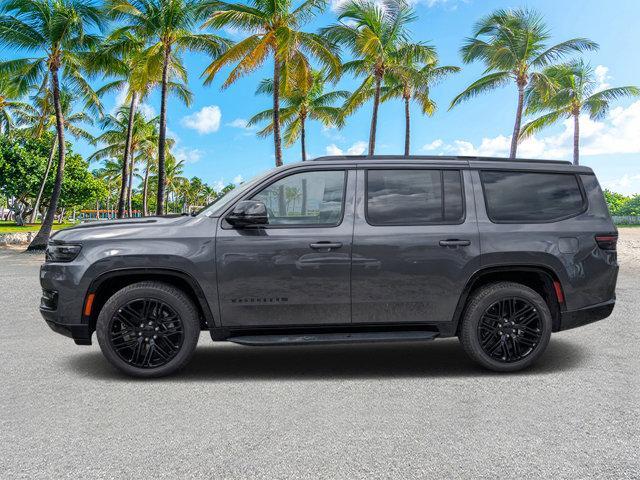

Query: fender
[85,267,217,328]
[449,264,564,334]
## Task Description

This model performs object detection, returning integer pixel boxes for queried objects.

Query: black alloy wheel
[459,282,552,372]
[477,297,543,363]
[96,281,200,378]
[109,298,184,368]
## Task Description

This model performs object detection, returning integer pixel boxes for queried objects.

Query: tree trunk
[404,96,410,156]
[117,92,138,218]
[300,115,307,162]
[156,44,171,216]
[510,82,526,159]
[30,136,57,223]
[28,67,66,250]
[369,74,382,156]
[142,160,149,216]
[573,112,580,166]
[127,153,135,217]
[273,58,283,167]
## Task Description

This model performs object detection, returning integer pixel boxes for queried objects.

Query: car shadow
[65,337,588,382]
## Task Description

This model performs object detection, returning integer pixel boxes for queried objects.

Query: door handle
[309,242,343,250]
[439,239,471,247]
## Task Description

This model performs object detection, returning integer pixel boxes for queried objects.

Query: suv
[39,156,618,377]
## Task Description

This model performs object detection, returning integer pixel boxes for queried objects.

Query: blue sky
[4,0,640,193]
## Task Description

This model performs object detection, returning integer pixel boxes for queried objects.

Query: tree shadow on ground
[66,336,588,382]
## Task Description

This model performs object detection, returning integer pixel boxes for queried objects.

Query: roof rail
[309,155,572,165]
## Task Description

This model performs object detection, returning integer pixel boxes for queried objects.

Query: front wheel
[96,281,200,378]
[459,282,552,372]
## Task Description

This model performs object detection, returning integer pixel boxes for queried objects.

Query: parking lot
[1,229,638,479]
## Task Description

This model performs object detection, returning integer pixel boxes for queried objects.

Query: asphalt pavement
[0,231,638,479]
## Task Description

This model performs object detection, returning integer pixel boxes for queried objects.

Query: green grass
[616,224,640,228]
[0,221,76,234]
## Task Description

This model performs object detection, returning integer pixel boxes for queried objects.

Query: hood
[50,215,195,243]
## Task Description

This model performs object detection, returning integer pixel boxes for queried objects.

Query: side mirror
[226,200,269,228]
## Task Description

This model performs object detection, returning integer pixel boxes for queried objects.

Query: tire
[459,282,552,372]
[96,281,200,378]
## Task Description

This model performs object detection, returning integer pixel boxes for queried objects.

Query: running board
[227,330,439,346]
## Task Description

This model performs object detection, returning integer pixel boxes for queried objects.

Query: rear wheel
[459,282,552,372]
[96,281,200,378]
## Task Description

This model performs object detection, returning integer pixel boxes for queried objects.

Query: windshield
[197,167,277,217]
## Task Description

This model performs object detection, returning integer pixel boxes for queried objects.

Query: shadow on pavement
[65,336,588,381]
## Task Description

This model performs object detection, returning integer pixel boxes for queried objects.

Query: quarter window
[251,170,345,226]
[366,169,464,225]
[481,171,585,222]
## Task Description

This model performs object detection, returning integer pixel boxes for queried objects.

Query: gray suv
[39,156,618,377]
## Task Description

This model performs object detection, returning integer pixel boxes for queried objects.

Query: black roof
[309,155,573,166]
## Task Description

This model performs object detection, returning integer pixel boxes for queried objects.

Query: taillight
[595,234,618,251]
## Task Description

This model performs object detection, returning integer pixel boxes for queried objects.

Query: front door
[216,168,355,327]
[351,167,481,325]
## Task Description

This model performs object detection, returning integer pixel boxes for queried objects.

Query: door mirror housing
[226,200,269,228]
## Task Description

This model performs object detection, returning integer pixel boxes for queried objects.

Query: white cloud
[227,118,249,129]
[174,147,203,164]
[424,100,640,161]
[233,174,244,185]
[594,65,611,92]
[330,0,461,11]
[602,174,640,193]
[325,141,367,156]
[422,139,443,151]
[181,105,222,134]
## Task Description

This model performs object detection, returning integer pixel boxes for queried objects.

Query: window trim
[479,169,588,224]
[223,168,349,229]
[364,168,466,227]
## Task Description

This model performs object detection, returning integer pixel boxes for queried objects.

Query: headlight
[45,243,82,262]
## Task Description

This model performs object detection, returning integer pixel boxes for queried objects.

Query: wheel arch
[451,265,564,335]
[84,268,216,333]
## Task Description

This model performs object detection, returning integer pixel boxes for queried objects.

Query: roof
[309,155,573,166]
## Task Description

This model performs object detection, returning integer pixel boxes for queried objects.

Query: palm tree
[90,108,165,216]
[94,159,124,218]
[0,0,106,249]
[0,71,35,133]
[450,8,598,159]
[380,44,459,155]
[108,0,228,215]
[322,0,418,155]
[521,61,639,165]
[93,30,192,218]
[23,87,96,223]
[203,0,341,167]
[135,123,162,216]
[248,71,349,161]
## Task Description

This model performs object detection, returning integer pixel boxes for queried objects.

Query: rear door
[216,167,356,327]
[351,164,481,325]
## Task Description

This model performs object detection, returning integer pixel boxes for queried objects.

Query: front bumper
[40,306,92,345]
[39,262,92,345]
[559,299,615,331]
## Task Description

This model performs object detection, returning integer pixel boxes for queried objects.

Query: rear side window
[366,169,464,225]
[481,171,585,223]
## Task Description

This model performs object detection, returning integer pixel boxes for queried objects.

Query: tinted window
[481,171,584,222]
[366,169,464,225]
[251,170,345,226]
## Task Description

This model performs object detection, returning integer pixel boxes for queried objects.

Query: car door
[216,167,355,327]
[351,165,481,326]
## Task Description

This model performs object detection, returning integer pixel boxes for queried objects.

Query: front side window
[481,170,585,222]
[251,170,346,226]
[366,169,464,225]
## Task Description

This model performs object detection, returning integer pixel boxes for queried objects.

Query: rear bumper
[559,299,615,331]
